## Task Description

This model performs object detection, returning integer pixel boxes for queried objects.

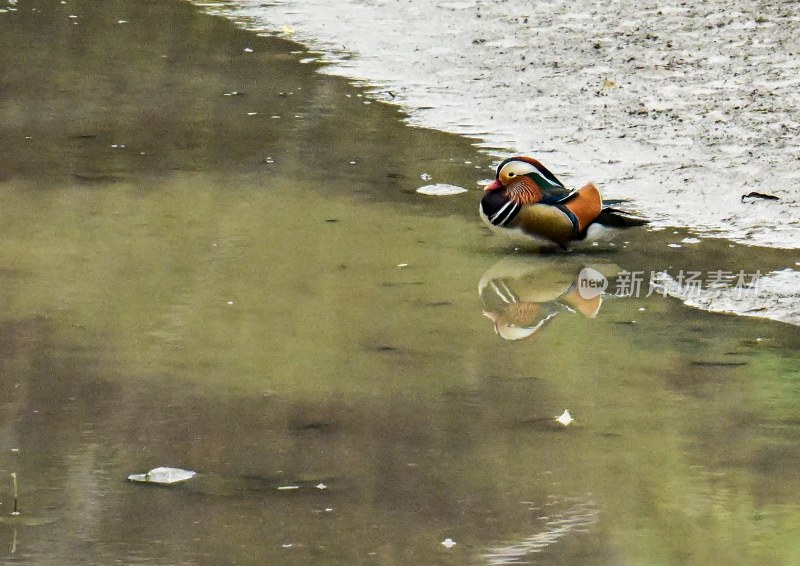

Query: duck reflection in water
[478,256,619,340]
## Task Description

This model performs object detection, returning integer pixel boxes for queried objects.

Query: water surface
[1,2,799,565]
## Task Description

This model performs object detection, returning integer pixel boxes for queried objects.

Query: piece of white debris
[128,467,196,484]
[416,184,468,196]
[441,538,456,549]
[555,410,574,426]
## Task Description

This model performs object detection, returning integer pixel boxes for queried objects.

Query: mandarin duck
[480,156,647,249]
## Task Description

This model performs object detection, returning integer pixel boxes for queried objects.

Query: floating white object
[416,184,468,196]
[555,410,574,427]
[441,538,456,549]
[128,467,196,484]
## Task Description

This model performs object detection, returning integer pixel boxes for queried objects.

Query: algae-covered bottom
[0,1,799,565]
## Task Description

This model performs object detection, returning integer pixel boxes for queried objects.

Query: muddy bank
[192,0,800,250]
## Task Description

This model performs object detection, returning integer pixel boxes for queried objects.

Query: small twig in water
[11,473,19,515]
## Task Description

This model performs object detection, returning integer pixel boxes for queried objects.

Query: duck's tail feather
[594,208,649,228]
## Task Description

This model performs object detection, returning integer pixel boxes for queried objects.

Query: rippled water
[1,2,799,565]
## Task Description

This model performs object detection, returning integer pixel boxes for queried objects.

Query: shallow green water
[1,1,800,564]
